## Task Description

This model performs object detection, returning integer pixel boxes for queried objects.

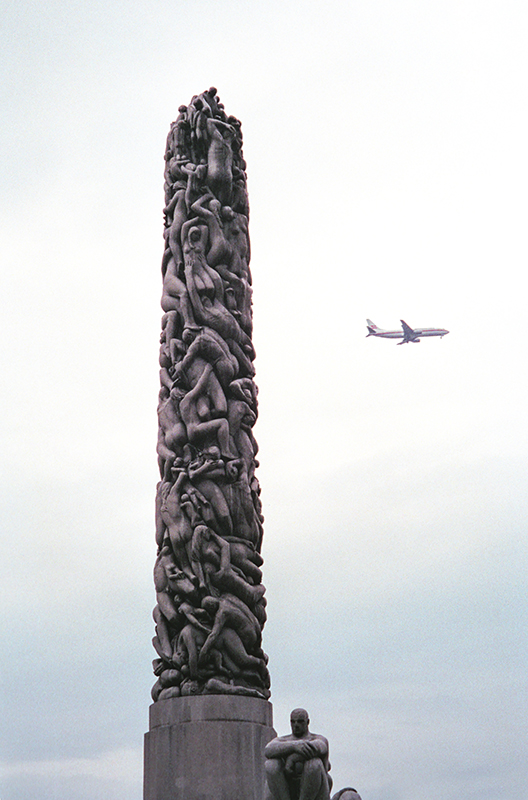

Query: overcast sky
[1,1,527,799]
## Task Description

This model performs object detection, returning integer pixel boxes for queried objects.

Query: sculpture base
[144,695,275,800]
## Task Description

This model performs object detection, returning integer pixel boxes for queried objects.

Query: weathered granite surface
[144,695,275,800]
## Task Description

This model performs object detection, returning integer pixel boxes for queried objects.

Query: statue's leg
[298,759,329,800]
[265,759,291,800]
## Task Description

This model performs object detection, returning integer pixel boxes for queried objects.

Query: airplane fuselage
[366,319,449,344]
[401,327,449,340]
[369,329,405,339]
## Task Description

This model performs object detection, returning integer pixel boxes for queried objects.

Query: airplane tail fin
[366,319,380,336]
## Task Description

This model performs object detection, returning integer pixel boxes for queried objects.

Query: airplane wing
[400,319,414,337]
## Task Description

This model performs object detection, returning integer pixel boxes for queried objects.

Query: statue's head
[202,596,220,616]
[189,226,205,246]
[290,708,309,738]
[331,791,361,800]
[193,524,212,542]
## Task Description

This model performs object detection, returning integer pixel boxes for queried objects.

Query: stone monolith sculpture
[144,88,275,800]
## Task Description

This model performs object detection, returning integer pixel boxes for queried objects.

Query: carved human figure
[199,593,267,680]
[159,314,177,391]
[198,87,227,122]
[265,709,332,800]
[159,472,195,580]
[181,219,239,341]
[181,162,208,210]
[204,676,266,698]
[190,524,265,609]
[152,546,179,661]
[190,193,250,277]
[190,193,253,334]
[176,622,208,681]
[219,460,263,549]
[161,252,198,336]
[181,219,255,362]
[222,534,263,587]
[227,378,258,471]
[223,211,253,335]
[165,105,190,165]
[162,184,187,266]
[205,116,235,204]
[179,362,237,459]
[190,523,231,594]
[157,386,187,479]
[185,451,233,536]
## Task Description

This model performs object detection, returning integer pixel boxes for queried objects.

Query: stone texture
[331,791,362,800]
[151,87,270,703]
[144,695,275,800]
[264,709,331,800]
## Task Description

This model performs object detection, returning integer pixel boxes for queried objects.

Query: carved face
[290,709,309,738]
[189,227,203,245]
[185,225,207,253]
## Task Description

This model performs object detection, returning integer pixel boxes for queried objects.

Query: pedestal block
[144,695,276,800]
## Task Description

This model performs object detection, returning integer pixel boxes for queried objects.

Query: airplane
[366,319,449,344]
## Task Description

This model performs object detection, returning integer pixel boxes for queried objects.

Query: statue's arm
[180,363,213,422]
[265,735,329,762]
[190,193,214,220]
[179,602,210,634]
[199,610,224,660]
[210,530,232,571]
[305,735,329,760]
[264,737,295,759]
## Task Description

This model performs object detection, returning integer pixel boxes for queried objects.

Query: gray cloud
[2,0,528,798]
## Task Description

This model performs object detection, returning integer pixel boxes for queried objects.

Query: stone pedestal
[144,695,276,800]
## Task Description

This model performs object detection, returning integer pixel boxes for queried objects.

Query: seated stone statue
[264,708,332,800]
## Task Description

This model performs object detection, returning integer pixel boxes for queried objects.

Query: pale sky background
[1,1,527,799]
